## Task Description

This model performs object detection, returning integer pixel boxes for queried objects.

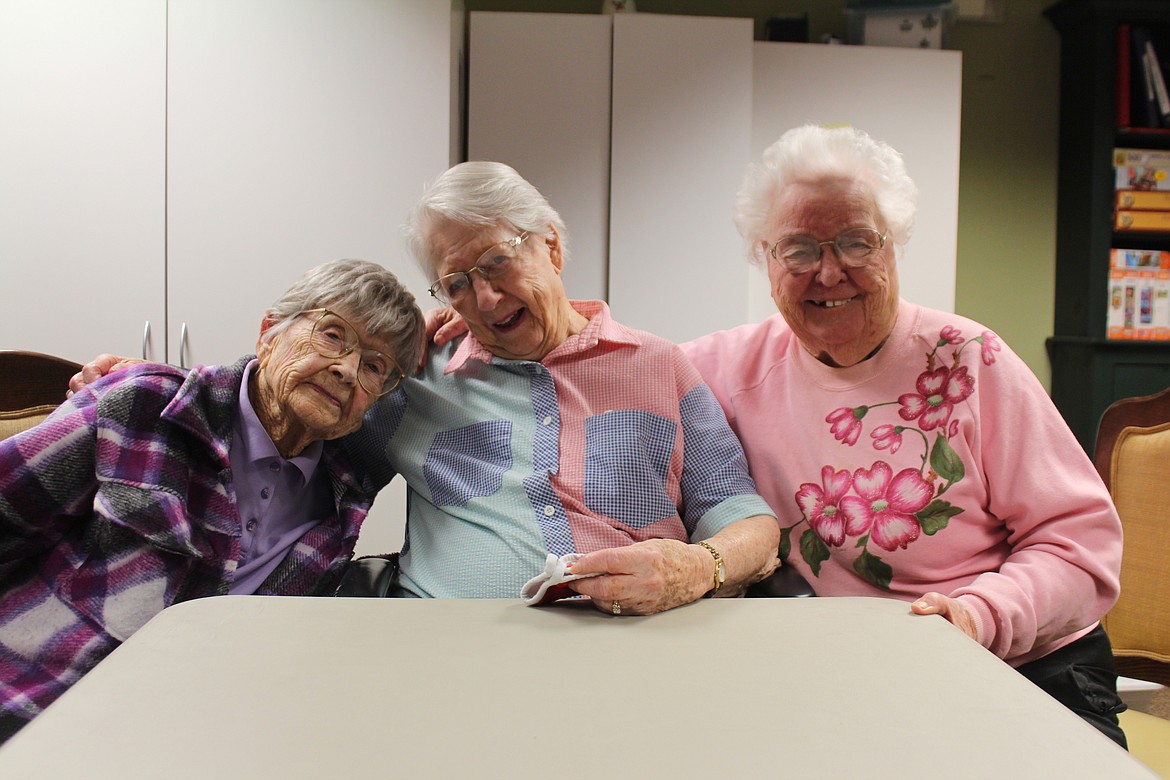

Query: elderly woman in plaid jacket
[0,259,423,743]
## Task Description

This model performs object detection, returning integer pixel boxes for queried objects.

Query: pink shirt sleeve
[945,345,1121,662]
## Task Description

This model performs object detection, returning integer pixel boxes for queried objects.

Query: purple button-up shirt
[228,361,333,594]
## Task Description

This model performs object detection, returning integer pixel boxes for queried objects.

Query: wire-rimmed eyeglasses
[299,308,404,397]
[427,232,530,304]
[768,227,887,275]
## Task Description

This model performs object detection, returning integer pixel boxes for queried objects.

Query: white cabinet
[468,13,962,342]
[0,0,167,364]
[607,14,754,343]
[467,12,613,304]
[1,0,451,370]
[166,0,451,368]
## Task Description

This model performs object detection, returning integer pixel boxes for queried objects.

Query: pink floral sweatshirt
[683,299,1122,666]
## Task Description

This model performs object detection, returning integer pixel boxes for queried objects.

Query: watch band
[696,540,725,597]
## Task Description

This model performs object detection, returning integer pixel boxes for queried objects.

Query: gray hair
[733,124,918,264]
[262,258,424,372]
[403,161,570,283]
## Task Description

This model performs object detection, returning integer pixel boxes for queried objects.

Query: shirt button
[246,519,258,532]
[542,416,553,426]
[269,462,280,472]
[260,487,271,500]
[543,505,555,516]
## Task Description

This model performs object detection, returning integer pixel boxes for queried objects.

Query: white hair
[403,161,570,282]
[733,124,918,264]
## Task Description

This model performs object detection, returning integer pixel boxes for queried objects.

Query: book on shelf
[1123,25,1170,129]
[1116,209,1170,231]
[1107,249,1170,340]
[1117,190,1170,209]
[1117,22,1131,128]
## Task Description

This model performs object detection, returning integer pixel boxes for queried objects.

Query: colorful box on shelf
[1107,249,1170,340]
[1112,248,1170,268]
[844,3,955,49]
[1114,147,1170,191]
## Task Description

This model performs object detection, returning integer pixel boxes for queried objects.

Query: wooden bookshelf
[1044,0,1170,452]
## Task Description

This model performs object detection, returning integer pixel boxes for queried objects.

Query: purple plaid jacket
[0,357,373,734]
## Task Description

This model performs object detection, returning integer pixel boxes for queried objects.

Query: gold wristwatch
[696,540,725,597]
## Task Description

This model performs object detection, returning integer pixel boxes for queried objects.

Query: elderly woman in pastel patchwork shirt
[345,161,781,615]
[0,259,423,743]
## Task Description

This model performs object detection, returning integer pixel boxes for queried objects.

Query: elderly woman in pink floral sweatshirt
[682,124,1127,748]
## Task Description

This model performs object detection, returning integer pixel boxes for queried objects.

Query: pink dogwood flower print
[839,463,934,551]
[897,365,975,431]
[938,325,964,346]
[826,406,866,445]
[871,424,904,454]
[978,330,1001,365]
[780,324,999,589]
[796,467,854,547]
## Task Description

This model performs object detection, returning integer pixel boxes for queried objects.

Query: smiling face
[426,219,585,361]
[252,308,387,455]
[764,177,900,367]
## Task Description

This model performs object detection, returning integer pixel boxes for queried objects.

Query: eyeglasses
[299,308,404,397]
[768,227,887,275]
[427,232,530,304]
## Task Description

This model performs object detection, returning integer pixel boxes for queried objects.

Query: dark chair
[746,564,815,598]
[0,350,82,441]
[334,553,399,597]
[1093,386,1170,777]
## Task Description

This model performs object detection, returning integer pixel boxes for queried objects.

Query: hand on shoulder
[66,354,143,397]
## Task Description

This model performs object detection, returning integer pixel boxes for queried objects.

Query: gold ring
[611,601,622,616]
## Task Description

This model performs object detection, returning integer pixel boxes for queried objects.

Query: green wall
[466,0,1062,388]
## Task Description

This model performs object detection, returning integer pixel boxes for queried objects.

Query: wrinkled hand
[427,308,467,346]
[416,307,469,372]
[66,354,142,398]
[566,539,710,616]
[911,592,978,641]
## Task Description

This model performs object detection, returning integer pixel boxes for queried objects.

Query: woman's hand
[427,307,466,344]
[911,592,978,641]
[415,307,469,372]
[66,354,142,397]
[566,539,713,615]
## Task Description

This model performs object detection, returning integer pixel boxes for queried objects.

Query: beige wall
[467,0,1062,388]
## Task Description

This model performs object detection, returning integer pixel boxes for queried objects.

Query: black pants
[1014,625,1128,749]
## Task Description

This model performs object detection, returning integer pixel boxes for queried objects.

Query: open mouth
[494,309,525,330]
[812,298,854,309]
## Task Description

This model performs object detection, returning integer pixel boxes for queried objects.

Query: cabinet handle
[179,322,189,369]
[142,321,151,360]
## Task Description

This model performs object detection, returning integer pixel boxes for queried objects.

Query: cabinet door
[165,0,451,369]
[468,12,612,302]
[607,14,755,344]
[0,0,166,364]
